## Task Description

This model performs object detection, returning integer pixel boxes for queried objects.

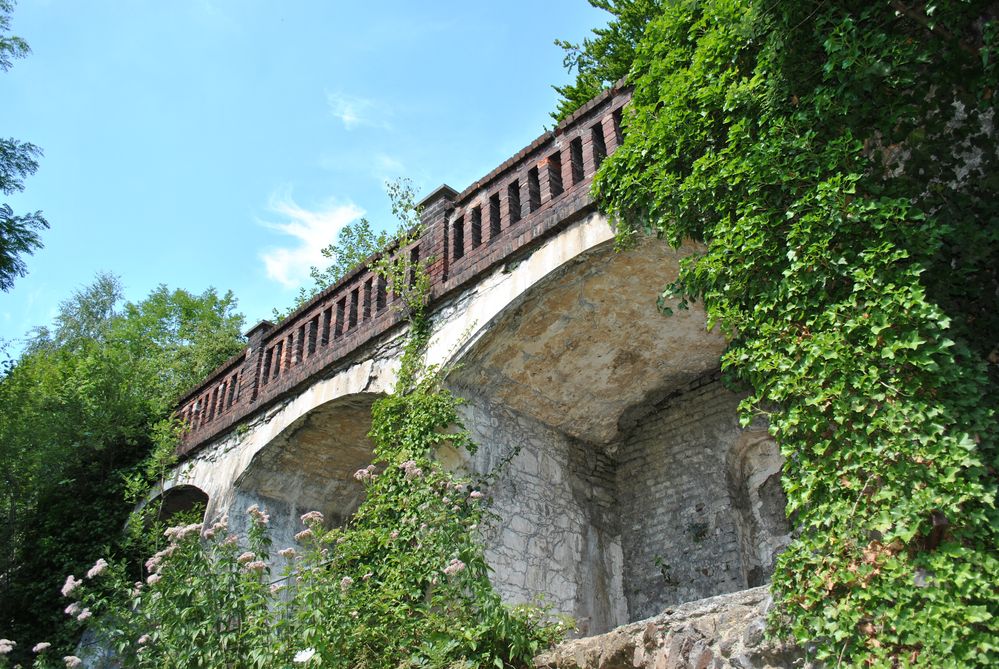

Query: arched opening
[445,234,789,635]
[227,393,381,552]
[155,484,210,523]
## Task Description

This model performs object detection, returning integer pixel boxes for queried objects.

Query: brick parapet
[175,85,632,458]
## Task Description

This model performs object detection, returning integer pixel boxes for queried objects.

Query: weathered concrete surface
[534,587,807,669]
[446,219,727,445]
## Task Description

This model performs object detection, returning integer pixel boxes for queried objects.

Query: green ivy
[592,1,998,665]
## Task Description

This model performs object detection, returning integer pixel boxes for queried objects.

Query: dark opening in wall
[527,167,541,212]
[295,324,305,363]
[453,216,465,260]
[321,306,332,346]
[508,181,522,224]
[591,123,607,169]
[363,279,373,320]
[570,137,584,184]
[261,349,273,385]
[489,193,501,239]
[308,316,319,356]
[227,373,238,408]
[349,288,359,329]
[335,297,346,337]
[471,207,482,248]
[409,246,420,287]
[611,107,623,145]
[376,276,387,311]
[156,485,209,523]
[272,342,283,379]
[547,153,563,197]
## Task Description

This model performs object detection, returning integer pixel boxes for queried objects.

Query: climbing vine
[0,191,566,669]
[586,1,998,665]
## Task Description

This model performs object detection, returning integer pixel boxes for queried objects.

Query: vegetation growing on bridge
[558,0,998,665]
[0,192,564,669]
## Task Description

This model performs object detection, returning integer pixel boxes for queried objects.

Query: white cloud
[326,91,392,131]
[259,190,364,289]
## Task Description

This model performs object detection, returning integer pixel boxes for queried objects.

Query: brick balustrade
[175,85,631,457]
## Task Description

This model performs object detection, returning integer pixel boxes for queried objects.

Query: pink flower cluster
[294,528,313,543]
[86,558,109,579]
[247,504,270,526]
[33,642,51,653]
[64,655,83,668]
[300,510,324,526]
[353,464,377,482]
[442,558,466,576]
[340,576,353,592]
[244,560,267,574]
[0,639,14,655]
[236,551,256,564]
[400,460,423,480]
[145,545,176,575]
[163,523,202,542]
[61,575,82,597]
[278,547,297,559]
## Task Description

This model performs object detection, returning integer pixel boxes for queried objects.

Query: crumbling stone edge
[534,587,812,669]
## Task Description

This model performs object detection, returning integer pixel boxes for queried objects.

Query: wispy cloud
[258,190,364,289]
[326,91,392,131]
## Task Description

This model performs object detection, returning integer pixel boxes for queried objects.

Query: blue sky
[1,0,608,347]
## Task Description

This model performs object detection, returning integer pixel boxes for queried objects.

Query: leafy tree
[0,0,47,292]
[565,0,998,665]
[274,178,423,320]
[0,275,244,662]
[551,0,662,123]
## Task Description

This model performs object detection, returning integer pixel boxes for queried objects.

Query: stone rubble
[534,587,809,669]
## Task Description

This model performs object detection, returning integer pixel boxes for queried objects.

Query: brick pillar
[240,320,274,403]
[416,184,457,296]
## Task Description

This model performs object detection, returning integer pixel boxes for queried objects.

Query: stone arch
[726,429,791,588]
[155,484,210,522]
[439,227,733,635]
[227,392,383,551]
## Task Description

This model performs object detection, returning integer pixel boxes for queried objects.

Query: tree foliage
[275,178,423,321]
[572,0,999,665]
[551,0,662,122]
[0,275,245,662]
[0,0,47,292]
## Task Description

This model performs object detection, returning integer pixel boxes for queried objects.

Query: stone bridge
[163,84,791,649]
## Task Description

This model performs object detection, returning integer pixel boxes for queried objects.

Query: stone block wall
[616,374,750,619]
[451,373,788,637]
[452,392,628,637]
